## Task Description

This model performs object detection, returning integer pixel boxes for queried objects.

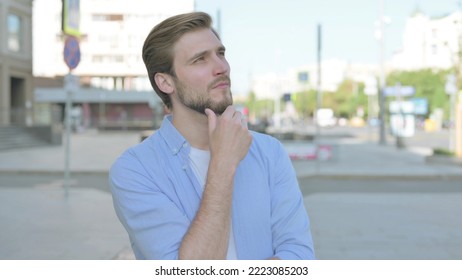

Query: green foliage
[387,69,450,118]
[245,68,452,121]
[293,90,317,117]
[433,148,455,157]
[244,91,274,120]
[329,80,368,118]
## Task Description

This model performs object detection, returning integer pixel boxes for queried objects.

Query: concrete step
[0,126,50,151]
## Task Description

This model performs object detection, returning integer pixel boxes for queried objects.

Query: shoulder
[110,132,164,179]
[250,130,285,155]
[251,130,279,145]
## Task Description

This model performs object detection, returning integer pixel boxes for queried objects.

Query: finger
[232,111,243,120]
[221,105,235,119]
[241,115,248,129]
[205,108,217,134]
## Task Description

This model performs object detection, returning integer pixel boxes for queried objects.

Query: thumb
[204,108,217,134]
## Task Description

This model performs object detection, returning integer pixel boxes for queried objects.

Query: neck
[171,107,210,150]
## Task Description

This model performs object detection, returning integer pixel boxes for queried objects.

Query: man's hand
[205,106,252,168]
[179,106,252,259]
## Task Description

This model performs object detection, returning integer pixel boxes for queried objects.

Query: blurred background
[0,0,461,260]
[1,0,461,153]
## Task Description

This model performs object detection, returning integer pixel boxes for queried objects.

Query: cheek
[188,73,210,89]
[176,67,211,91]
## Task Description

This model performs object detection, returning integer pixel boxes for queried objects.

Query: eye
[218,50,226,57]
[194,56,205,63]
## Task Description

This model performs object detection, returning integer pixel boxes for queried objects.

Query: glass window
[432,44,438,55]
[7,13,23,52]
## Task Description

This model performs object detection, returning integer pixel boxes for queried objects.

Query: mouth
[210,77,231,90]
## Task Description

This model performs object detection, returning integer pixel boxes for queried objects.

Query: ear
[154,73,174,94]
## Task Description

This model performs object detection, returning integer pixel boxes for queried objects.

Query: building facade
[0,0,34,126]
[32,0,194,129]
[251,59,378,99]
[391,11,462,71]
[33,0,194,90]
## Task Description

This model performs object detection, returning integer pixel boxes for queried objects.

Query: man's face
[171,28,232,115]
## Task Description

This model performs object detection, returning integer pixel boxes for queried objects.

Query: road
[1,171,461,260]
[1,125,460,259]
[1,173,460,195]
[299,177,462,195]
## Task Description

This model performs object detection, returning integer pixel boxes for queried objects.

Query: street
[300,177,462,260]
[1,173,460,195]
[1,172,461,260]
[0,125,460,260]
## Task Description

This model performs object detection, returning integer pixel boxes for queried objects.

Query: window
[7,13,23,52]
[431,44,438,55]
[92,14,124,21]
[91,55,124,63]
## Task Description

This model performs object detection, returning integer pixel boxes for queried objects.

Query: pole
[316,23,322,132]
[315,23,322,172]
[456,93,462,157]
[275,85,281,128]
[64,73,74,198]
[449,90,456,151]
[378,0,387,145]
[395,83,405,148]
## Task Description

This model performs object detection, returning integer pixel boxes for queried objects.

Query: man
[109,12,315,260]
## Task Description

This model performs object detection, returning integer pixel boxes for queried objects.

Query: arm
[270,141,315,260]
[178,107,252,259]
[110,154,191,259]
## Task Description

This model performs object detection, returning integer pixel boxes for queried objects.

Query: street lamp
[376,0,390,145]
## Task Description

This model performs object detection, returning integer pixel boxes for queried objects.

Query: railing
[0,105,158,131]
[0,105,62,126]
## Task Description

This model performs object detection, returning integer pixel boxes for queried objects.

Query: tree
[244,91,274,123]
[292,89,317,118]
[387,69,449,118]
[327,79,368,119]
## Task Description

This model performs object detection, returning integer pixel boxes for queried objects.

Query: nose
[212,54,230,76]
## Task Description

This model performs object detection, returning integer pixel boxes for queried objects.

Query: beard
[174,76,233,115]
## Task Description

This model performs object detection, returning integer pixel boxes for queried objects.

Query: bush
[432,148,455,157]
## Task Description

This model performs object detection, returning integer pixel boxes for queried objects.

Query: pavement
[0,128,461,259]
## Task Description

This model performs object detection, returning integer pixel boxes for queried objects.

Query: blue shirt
[109,115,315,260]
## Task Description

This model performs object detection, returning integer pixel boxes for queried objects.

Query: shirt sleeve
[269,140,316,260]
[109,150,189,260]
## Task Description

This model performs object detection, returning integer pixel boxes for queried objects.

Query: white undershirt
[188,147,238,260]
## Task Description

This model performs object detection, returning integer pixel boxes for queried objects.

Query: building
[34,0,194,89]
[251,59,378,99]
[0,0,34,126]
[391,10,462,71]
[32,0,194,129]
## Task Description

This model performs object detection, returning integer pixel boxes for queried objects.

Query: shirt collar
[158,114,188,155]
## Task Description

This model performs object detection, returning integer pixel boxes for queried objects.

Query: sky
[194,0,461,95]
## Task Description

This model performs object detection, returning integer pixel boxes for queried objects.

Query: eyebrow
[187,46,226,64]
[187,50,208,64]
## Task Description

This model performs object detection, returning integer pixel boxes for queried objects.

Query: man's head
[142,12,231,113]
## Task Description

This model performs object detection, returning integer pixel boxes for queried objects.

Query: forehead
[173,28,223,62]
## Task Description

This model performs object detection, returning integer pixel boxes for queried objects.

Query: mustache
[208,76,231,91]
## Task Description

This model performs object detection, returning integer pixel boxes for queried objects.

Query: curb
[425,155,462,166]
[2,169,460,181]
[297,173,462,180]
[0,169,109,175]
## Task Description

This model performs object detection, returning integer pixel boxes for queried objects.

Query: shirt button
[183,143,188,148]
[182,165,187,170]
[172,148,177,153]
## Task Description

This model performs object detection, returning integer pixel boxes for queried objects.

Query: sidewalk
[292,137,462,179]
[0,186,131,259]
[0,130,461,259]
[0,129,460,178]
[0,130,139,174]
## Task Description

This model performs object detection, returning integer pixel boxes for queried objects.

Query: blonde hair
[142,12,219,109]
